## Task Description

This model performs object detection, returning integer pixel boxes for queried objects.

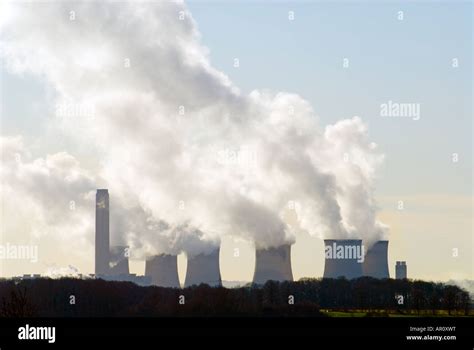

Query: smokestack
[395,261,407,279]
[253,244,293,284]
[323,239,363,279]
[363,240,390,279]
[184,248,221,287]
[109,245,129,275]
[95,189,110,276]
[145,254,180,288]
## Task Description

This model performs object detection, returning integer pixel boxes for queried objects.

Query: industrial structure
[109,245,130,276]
[184,248,222,287]
[95,189,110,276]
[395,261,407,279]
[94,189,149,285]
[323,239,364,280]
[94,189,405,287]
[145,254,180,288]
[362,240,390,279]
[252,244,293,284]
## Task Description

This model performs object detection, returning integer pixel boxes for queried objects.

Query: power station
[145,254,180,288]
[323,239,364,280]
[184,248,222,287]
[395,261,407,279]
[253,244,293,284]
[363,240,390,279]
[95,189,404,287]
[94,189,149,285]
[109,245,130,276]
[95,189,110,276]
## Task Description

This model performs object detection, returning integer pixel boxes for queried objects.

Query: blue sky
[186,1,472,196]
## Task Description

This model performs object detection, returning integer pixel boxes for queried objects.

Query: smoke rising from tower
[0,2,388,259]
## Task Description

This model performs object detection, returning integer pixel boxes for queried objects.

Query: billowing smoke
[45,264,80,278]
[0,135,220,260]
[0,135,95,261]
[0,1,387,262]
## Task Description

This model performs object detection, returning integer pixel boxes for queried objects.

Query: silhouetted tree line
[0,277,470,317]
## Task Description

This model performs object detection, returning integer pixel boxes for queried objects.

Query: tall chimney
[323,239,363,279]
[363,240,390,279]
[145,254,180,288]
[184,247,221,287]
[95,189,110,276]
[253,244,293,284]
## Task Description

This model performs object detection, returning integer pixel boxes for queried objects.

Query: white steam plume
[0,135,95,260]
[0,1,387,261]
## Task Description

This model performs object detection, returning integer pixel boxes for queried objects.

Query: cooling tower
[362,240,390,279]
[95,189,110,276]
[323,239,364,279]
[184,248,222,287]
[145,254,180,288]
[252,244,293,284]
[109,245,129,275]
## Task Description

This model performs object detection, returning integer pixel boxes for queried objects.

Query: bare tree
[1,286,36,317]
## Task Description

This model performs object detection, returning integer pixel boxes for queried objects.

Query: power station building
[95,189,150,285]
[252,244,293,284]
[363,240,390,279]
[109,245,130,276]
[395,261,407,279]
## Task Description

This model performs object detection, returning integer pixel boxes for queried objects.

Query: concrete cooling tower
[184,248,222,287]
[145,254,180,288]
[109,245,129,275]
[252,244,293,284]
[323,239,364,280]
[362,240,390,279]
